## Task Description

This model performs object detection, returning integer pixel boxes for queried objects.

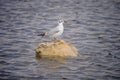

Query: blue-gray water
[0,0,120,80]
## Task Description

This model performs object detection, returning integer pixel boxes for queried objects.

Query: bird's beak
[64,20,67,23]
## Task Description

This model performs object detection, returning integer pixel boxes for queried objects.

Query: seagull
[38,19,66,41]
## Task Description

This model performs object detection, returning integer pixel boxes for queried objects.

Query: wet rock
[35,40,78,58]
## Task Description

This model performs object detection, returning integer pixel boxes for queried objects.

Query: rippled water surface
[0,0,120,80]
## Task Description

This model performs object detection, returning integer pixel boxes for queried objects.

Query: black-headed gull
[38,19,66,41]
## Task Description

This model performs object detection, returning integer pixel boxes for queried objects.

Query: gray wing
[48,27,59,36]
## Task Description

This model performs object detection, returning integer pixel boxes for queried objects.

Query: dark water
[0,0,120,80]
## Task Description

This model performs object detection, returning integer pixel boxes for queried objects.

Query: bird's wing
[48,27,59,35]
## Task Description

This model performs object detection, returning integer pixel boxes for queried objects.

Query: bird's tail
[37,32,46,37]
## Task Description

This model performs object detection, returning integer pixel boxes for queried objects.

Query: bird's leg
[54,37,58,42]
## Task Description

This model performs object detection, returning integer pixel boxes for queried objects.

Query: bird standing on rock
[38,19,66,41]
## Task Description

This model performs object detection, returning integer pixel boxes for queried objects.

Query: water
[0,0,120,80]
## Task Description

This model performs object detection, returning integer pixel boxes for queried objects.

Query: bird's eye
[59,20,61,23]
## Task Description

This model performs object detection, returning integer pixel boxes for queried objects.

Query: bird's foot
[53,37,60,43]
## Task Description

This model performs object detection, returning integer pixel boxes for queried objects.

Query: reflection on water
[36,57,68,72]
[0,0,120,80]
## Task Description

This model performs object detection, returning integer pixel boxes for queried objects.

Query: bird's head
[57,16,67,25]
[58,19,67,24]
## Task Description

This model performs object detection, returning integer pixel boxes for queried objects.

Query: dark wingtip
[37,32,45,36]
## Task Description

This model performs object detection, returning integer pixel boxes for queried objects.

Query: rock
[35,40,78,58]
